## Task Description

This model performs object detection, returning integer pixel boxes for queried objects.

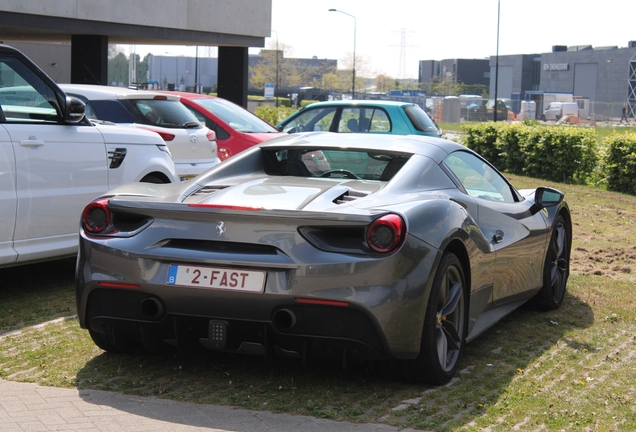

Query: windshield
[193,97,277,133]
[262,147,411,181]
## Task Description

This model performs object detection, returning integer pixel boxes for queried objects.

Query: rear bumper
[83,287,389,361]
[76,233,438,360]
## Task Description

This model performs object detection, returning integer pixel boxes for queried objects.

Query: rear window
[403,105,439,134]
[126,99,201,129]
[90,98,201,129]
[262,148,411,181]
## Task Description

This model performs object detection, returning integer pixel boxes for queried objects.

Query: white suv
[0,44,178,268]
[60,84,221,181]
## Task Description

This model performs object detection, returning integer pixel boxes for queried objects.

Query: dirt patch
[572,245,636,278]
[562,188,636,281]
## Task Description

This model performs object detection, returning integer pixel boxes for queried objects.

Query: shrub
[254,105,295,126]
[461,123,504,168]
[300,100,320,109]
[462,123,598,184]
[604,132,636,194]
[522,126,597,183]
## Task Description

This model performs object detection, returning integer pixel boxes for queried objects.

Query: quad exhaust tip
[272,308,297,330]
[140,297,164,319]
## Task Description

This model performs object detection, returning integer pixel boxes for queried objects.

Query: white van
[542,102,579,121]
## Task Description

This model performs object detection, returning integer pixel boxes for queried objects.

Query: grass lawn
[1,176,635,431]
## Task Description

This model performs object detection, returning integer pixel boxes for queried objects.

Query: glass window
[403,105,439,134]
[0,56,60,123]
[444,151,515,203]
[337,107,391,133]
[281,107,337,133]
[368,109,391,132]
[263,147,411,181]
[186,105,229,139]
[192,98,277,133]
[338,108,362,132]
[91,100,137,123]
[131,99,200,128]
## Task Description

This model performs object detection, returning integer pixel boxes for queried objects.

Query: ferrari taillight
[82,198,111,234]
[367,214,406,253]
[206,130,216,141]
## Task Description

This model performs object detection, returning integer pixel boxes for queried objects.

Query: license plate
[180,175,195,182]
[166,264,266,293]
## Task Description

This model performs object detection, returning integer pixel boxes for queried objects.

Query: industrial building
[420,41,636,120]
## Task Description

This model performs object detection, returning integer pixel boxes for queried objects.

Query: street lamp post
[493,0,500,122]
[194,46,199,93]
[329,8,356,99]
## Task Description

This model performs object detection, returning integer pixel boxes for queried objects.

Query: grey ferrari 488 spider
[76,132,571,384]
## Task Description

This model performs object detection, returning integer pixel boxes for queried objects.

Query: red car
[161,92,285,161]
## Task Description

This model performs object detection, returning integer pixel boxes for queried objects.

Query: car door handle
[20,137,45,147]
[492,230,504,243]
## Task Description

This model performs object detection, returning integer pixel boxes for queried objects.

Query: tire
[534,214,570,311]
[395,252,468,385]
[555,114,561,122]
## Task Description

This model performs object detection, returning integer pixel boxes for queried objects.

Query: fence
[432,97,634,124]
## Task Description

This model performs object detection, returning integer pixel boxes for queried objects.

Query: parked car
[542,101,579,121]
[59,84,220,181]
[276,100,441,137]
[76,132,571,385]
[161,91,285,161]
[0,45,178,268]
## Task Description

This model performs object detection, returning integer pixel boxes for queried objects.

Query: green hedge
[604,132,636,194]
[254,105,295,126]
[462,123,597,184]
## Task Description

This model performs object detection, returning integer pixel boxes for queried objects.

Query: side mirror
[535,187,564,208]
[64,96,86,124]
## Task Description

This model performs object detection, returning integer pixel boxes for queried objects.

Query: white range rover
[0,44,178,268]
[59,84,221,181]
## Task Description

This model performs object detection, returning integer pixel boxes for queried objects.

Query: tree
[108,52,128,86]
[339,52,370,94]
[322,73,341,92]
[250,42,301,90]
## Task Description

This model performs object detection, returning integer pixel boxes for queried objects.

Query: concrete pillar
[71,35,108,85]
[217,47,248,108]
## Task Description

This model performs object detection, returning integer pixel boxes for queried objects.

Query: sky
[130,0,636,79]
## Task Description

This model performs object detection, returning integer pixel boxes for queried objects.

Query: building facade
[419,58,490,86]
[421,41,636,120]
